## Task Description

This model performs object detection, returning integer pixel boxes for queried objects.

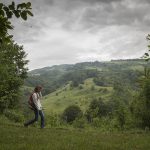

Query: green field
[42,78,113,114]
[0,123,150,150]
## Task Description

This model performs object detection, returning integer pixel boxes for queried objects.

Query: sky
[3,0,150,70]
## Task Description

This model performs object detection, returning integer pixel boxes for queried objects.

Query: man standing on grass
[24,85,45,129]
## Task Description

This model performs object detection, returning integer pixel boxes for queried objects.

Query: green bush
[4,109,24,123]
[62,105,82,123]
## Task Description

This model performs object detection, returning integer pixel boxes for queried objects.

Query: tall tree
[0,1,33,112]
[0,42,28,112]
[131,34,150,128]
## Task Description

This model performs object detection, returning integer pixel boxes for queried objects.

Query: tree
[131,35,150,128]
[86,98,112,122]
[110,81,133,129]
[0,1,33,112]
[62,105,82,123]
[0,1,33,43]
[131,78,150,128]
[0,42,28,112]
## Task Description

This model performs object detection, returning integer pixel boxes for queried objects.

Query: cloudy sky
[3,0,150,70]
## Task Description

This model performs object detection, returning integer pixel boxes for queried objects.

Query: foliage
[25,60,142,96]
[0,1,33,112]
[93,77,106,86]
[62,105,82,123]
[0,1,33,43]
[4,109,24,122]
[45,113,61,127]
[0,42,28,112]
[91,117,118,131]
[110,82,133,129]
[143,34,150,61]
[86,98,112,122]
[132,78,150,128]
[131,35,150,128]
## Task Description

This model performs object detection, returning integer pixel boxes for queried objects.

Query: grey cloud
[79,0,122,4]
[3,0,150,70]
[74,0,150,32]
[10,0,150,33]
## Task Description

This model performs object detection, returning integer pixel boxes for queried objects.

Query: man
[24,85,45,128]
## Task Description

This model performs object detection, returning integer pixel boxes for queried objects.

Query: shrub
[86,98,112,122]
[62,105,82,123]
[4,109,24,122]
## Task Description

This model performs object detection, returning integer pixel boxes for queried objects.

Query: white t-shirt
[32,92,42,110]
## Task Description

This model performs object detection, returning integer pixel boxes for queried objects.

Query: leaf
[13,10,20,18]
[21,11,27,20]
[8,35,13,39]
[3,6,9,12]
[17,4,21,9]
[147,35,150,40]
[17,3,26,9]
[145,53,149,57]
[21,3,27,9]
[4,36,11,43]
[26,2,31,8]
[27,10,33,16]
[0,3,3,9]
[12,1,15,7]
[6,24,13,30]
[9,4,15,10]
[0,9,5,17]
[6,11,13,19]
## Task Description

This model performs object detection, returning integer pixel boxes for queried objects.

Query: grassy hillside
[42,78,113,114]
[23,59,148,114]
[25,60,146,95]
[0,123,150,150]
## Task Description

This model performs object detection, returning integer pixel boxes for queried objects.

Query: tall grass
[0,123,150,150]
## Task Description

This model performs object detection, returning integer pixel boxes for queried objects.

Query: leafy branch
[0,1,33,43]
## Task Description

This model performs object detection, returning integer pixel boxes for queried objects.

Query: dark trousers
[24,109,45,128]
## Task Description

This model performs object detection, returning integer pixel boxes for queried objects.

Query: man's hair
[34,85,42,92]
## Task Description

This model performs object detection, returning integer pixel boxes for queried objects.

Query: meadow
[43,78,112,113]
[0,123,150,150]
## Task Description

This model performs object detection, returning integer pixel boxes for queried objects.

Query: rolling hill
[23,59,148,114]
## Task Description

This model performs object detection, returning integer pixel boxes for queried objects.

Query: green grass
[0,123,150,150]
[42,78,113,114]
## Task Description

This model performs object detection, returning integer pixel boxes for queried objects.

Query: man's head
[34,85,42,93]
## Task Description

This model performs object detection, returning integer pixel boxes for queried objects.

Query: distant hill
[25,59,146,94]
[23,59,148,114]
